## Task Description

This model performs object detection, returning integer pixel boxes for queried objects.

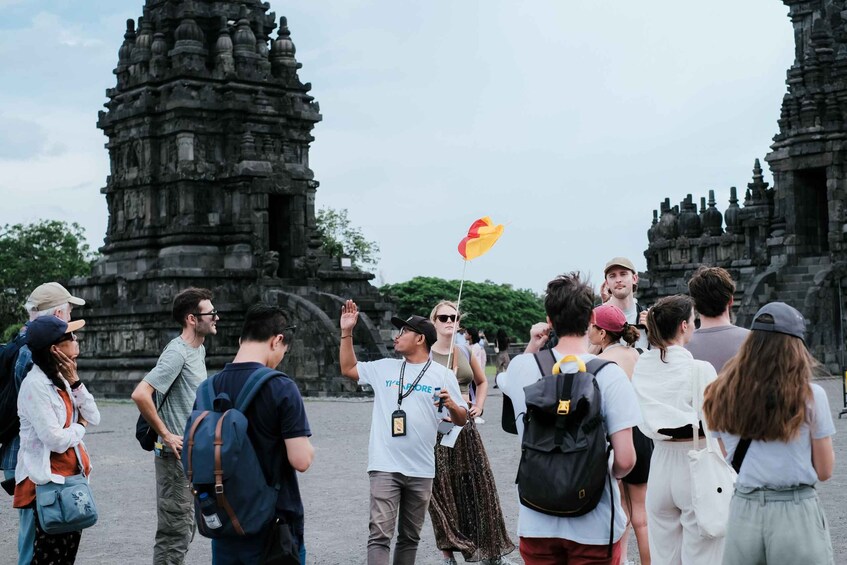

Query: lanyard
[397,360,431,408]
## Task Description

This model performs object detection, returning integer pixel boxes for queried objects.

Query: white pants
[646,440,725,565]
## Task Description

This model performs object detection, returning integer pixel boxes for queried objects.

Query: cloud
[0,116,48,159]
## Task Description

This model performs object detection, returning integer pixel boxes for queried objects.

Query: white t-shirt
[357,358,467,478]
[499,351,642,545]
[715,383,836,489]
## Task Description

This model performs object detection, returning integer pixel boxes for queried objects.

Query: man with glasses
[204,304,313,564]
[339,300,468,565]
[131,287,217,564]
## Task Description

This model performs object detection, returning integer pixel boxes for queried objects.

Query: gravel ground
[0,378,845,564]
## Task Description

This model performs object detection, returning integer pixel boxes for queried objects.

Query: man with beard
[604,257,650,351]
[131,287,217,564]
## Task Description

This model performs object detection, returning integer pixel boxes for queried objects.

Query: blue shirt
[0,325,33,471]
[205,362,311,535]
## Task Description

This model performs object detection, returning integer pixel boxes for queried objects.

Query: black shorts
[622,426,653,485]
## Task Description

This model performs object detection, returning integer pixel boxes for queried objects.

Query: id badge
[391,410,407,437]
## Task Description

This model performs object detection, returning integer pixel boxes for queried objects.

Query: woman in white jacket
[14,316,100,564]
[631,295,722,565]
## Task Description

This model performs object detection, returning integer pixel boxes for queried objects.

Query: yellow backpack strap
[552,354,586,375]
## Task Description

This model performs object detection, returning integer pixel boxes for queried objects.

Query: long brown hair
[645,294,693,362]
[703,320,813,441]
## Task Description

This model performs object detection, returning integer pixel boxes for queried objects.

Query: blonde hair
[703,324,814,441]
[429,300,460,322]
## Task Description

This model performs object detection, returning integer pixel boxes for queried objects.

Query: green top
[430,348,473,394]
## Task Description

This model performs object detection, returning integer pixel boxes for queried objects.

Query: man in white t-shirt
[604,256,650,351]
[339,300,468,565]
[499,273,640,564]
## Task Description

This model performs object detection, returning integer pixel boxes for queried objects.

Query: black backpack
[0,331,31,445]
[516,352,615,550]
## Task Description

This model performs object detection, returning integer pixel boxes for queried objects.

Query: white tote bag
[687,364,737,539]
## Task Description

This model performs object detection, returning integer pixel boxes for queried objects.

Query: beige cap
[27,282,85,311]
[604,256,637,275]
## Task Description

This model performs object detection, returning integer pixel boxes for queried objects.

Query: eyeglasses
[192,310,219,318]
[278,325,297,342]
[435,314,457,323]
[398,326,421,337]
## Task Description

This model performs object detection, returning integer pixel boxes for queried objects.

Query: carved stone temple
[69,0,392,396]
[641,0,847,370]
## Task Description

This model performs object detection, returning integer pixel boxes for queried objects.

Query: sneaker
[474,416,486,425]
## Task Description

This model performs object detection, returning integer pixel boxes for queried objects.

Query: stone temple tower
[70,0,393,396]
[642,0,847,370]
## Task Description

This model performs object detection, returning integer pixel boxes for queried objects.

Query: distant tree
[380,276,545,342]
[315,207,380,270]
[0,220,97,337]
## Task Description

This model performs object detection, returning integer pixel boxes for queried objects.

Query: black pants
[33,510,81,565]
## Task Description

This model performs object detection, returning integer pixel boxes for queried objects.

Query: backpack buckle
[215,484,224,494]
[557,399,570,415]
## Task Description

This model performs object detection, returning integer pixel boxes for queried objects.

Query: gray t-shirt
[143,337,207,440]
[685,325,750,372]
[715,384,835,489]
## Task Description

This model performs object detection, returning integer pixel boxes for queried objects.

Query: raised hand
[340,299,360,333]
[52,347,79,385]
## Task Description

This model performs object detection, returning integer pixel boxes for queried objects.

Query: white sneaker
[474,416,485,424]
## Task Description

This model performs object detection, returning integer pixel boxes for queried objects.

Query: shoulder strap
[585,358,615,376]
[532,349,557,376]
[234,367,281,412]
[156,376,178,412]
[731,439,752,473]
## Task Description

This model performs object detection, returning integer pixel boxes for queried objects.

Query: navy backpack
[182,367,281,538]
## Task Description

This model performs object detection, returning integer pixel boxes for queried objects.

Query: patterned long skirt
[428,420,515,562]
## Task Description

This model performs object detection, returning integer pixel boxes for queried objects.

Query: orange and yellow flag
[457,216,504,261]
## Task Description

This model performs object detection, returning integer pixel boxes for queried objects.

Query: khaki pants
[722,486,833,565]
[367,471,433,565]
[153,452,195,565]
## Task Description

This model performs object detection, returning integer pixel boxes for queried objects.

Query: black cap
[26,317,86,350]
[390,315,437,349]
[750,302,806,342]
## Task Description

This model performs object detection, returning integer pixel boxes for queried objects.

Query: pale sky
[0,1,795,292]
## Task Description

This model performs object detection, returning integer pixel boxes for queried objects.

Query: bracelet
[70,381,82,390]
[340,335,353,339]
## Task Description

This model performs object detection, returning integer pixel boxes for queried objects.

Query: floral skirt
[428,420,515,561]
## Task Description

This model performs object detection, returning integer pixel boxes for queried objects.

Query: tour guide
[339,300,468,565]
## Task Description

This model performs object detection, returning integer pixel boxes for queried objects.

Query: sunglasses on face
[192,310,219,318]
[398,326,421,337]
[435,314,457,323]
[56,332,78,343]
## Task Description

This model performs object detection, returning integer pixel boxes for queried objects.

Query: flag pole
[445,260,468,371]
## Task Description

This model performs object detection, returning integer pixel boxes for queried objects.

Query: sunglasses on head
[435,314,457,323]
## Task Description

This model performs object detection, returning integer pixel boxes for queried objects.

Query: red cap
[593,304,626,333]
